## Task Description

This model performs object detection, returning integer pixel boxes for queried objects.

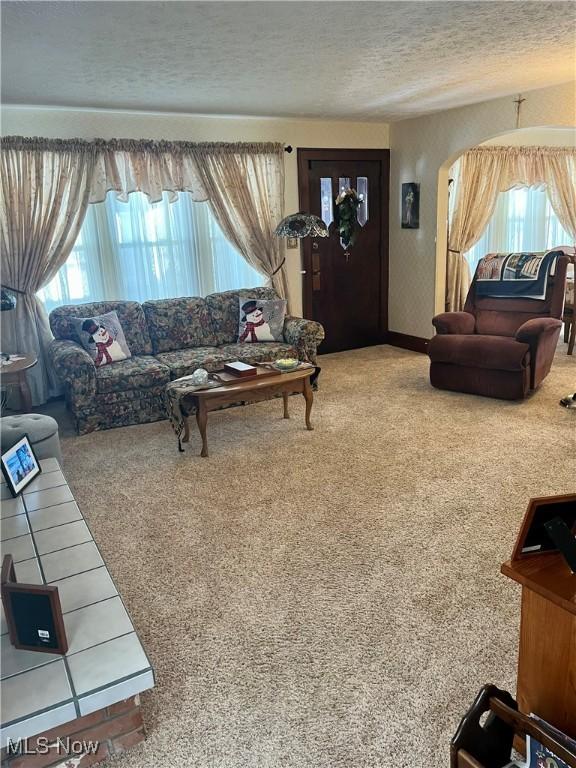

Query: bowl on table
[273,358,300,372]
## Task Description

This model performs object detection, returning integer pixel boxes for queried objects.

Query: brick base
[1,696,145,768]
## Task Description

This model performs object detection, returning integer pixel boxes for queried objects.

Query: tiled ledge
[0,459,155,748]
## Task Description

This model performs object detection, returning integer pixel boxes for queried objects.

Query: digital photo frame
[1,434,41,497]
[511,494,576,561]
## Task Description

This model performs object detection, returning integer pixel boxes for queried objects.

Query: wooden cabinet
[501,553,576,740]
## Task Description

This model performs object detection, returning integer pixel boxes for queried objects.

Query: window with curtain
[464,185,572,274]
[37,192,265,314]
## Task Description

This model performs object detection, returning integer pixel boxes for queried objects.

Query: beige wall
[2,107,389,316]
[480,127,576,147]
[388,81,576,339]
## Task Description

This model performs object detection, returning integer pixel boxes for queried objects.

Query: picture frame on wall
[401,183,420,229]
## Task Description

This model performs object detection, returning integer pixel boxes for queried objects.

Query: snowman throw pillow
[237,298,287,343]
[72,311,131,367]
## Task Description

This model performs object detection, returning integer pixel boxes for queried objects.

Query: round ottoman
[0,414,63,465]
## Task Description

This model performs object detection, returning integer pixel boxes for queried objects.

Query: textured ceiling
[1,1,574,122]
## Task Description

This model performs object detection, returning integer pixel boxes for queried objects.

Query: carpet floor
[58,344,575,768]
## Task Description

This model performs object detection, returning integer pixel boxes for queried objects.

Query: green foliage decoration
[332,188,364,249]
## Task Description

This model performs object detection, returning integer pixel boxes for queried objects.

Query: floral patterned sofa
[49,287,324,435]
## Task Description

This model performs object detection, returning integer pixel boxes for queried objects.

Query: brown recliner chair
[428,255,568,400]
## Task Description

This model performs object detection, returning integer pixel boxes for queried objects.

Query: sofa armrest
[516,317,563,390]
[283,316,325,364]
[515,317,562,342]
[432,312,476,335]
[49,339,96,408]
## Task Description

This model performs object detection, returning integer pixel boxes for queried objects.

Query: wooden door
[298,149,389,354]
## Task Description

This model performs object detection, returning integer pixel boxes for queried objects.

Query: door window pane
[338,177,351,195]
[356,176,369,226]
[320,178,334,228]
[337,178,352,250]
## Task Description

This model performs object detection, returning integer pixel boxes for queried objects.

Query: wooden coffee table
[182,366,315,457]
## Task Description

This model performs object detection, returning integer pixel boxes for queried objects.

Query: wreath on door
[332,188,364,249]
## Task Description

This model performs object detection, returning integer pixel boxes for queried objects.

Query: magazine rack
[451,685,576,768]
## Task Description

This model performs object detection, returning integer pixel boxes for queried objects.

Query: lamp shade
[275,213,329,239]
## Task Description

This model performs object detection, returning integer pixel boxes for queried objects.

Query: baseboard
[385,331,429,354]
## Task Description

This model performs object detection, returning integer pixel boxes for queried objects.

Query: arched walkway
[434,126,576,313]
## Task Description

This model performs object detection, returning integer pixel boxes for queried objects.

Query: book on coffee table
[224,361,257,377]
[213,365,282,385]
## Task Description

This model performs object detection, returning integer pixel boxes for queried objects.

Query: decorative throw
[72,310,131,367]
[165,375,219,451]
[237,298,286,343]
[475,249,561,300]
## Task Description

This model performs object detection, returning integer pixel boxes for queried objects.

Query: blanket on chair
[475,249,562,300]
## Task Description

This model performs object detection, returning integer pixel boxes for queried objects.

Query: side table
[1,354,38,412]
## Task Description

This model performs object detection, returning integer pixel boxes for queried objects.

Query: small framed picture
[1,555,68,655]
[401,183,420,229]
[511,494,576,560]
[1,434,41,497]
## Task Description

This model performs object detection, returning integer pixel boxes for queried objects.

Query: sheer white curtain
[38,192,265,314]
[464,185,573,274]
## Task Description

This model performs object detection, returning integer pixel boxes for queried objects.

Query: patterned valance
[0,137,283,154]
[465,145,576,193]
[0,136,285,203]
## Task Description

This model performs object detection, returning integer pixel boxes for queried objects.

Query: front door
[298,149,389,353]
